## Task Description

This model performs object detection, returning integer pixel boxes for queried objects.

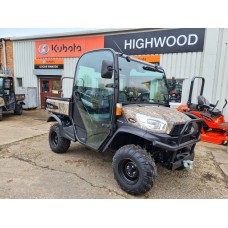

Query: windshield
[0,78,3,96]
[118,57,169,104]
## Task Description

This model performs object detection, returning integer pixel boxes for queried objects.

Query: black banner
[104,28,205,55]
[34,64,64,69]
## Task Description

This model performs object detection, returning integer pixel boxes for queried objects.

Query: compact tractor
[178,76,228,145]
[45,49,202,195]
[0,74,25,121]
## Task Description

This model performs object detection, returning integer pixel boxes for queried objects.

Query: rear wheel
[112,145,156,195]
[49,123,71,153]
[14,104,23,115]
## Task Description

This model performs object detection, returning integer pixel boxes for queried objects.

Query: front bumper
[153,118,202,151]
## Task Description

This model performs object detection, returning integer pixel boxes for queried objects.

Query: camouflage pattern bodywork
[46,98,70,116]
[0,97,5,107]
[15,94,25,101]
[122,105,191,134]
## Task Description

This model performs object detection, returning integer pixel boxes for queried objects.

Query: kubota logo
[38,44,50,55]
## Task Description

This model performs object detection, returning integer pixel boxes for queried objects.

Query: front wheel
[112,145,157,195]
[49,123,71,153]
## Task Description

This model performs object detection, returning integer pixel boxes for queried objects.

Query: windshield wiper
[142,66,164,73]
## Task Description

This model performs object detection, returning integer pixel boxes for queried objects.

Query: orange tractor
[178,76,228,146]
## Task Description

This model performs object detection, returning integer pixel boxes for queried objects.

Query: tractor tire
[49,123,71,153]
[0,107,3,121]
[14,104,23,115]
[112,145,156,195]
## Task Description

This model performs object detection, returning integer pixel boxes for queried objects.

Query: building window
[167,79,184,103]
[17,78,23,87]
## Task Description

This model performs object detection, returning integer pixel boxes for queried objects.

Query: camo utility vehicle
[0,74,25,121]
[45,48,202,195]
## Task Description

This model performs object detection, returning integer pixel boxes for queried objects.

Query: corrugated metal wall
[160,28,228,120]
[13,40,36,87]
[160,51,203,103]
[213,29,228,120]
[62,58,78,98]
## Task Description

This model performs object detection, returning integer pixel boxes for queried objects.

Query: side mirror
[101,60,113,79]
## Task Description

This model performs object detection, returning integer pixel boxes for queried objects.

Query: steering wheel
[138,93,150,102]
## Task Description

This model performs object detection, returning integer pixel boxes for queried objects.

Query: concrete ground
[0,109,227,199]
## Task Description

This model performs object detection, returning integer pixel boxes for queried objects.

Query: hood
[122,105,190,134]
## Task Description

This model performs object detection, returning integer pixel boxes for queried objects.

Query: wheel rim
[51,132,58,146]
[119,159,139,184]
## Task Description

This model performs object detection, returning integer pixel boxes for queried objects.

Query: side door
[72,50,115,150]
[40,78,61,108]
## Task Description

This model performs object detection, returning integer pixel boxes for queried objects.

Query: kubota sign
[36,36,104,58]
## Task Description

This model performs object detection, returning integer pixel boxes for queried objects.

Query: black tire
[14,104,23,115]
[0,107,3,121]
[112,145,156,195]
[49,123,71,153]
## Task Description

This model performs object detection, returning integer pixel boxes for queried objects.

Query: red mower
[178,76,228,146]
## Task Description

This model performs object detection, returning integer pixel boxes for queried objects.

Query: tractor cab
[0,75,16,109]
[0,74,25,121]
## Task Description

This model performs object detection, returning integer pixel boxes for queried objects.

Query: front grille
[170,124,184,136]
[170,124,193,136]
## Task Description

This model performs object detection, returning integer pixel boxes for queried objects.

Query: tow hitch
[183,160,194,169]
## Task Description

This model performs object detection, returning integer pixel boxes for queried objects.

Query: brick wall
[0,40,14,75]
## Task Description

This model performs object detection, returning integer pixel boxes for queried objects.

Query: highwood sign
[104,28,205,55]
[34,59,64,69]
[35,36,104,58]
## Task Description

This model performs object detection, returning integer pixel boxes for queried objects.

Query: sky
[0,28,97,38]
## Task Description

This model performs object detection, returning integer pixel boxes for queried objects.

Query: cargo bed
[45,97,71,116]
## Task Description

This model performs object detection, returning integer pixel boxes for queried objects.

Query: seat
[198,95,221,116]
[198,95,210,108]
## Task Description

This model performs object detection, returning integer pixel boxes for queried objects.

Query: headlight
[135,113,167,133]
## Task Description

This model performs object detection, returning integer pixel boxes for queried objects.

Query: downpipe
[2,39,7,71]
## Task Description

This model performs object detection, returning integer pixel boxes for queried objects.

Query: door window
[73,50,114,149]
[52,80,60,94]
[42,80,49,93]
